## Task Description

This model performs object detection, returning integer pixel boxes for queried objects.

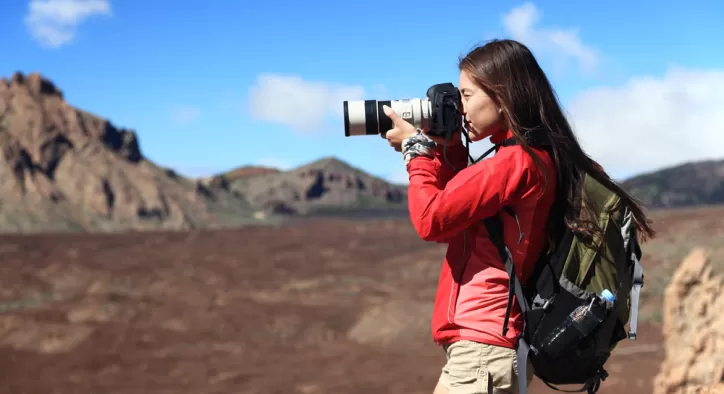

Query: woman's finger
[384,128,395,140]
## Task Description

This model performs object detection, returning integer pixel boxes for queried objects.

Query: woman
[382,39,655,394]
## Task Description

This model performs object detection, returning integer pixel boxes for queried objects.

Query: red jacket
[406,129,557,349]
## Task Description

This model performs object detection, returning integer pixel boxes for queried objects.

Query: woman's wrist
[402,129,436,164]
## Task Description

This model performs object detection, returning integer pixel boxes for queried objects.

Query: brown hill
[623,159,724,209]
[215,165,281,182]
[206,156,408,216]
[0,71,260,233]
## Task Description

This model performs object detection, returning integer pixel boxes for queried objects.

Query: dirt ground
[0,205,720,394]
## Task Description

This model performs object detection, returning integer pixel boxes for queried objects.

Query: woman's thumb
[382,105,397,119]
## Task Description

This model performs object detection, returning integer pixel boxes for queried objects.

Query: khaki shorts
[438,340,534,394]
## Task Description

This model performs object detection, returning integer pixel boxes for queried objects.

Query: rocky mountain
[203,157,408,216]
[623,159,724,209]
[0,71,259,233]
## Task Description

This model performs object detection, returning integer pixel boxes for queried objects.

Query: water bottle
[539,289,615,358]
[599,289,615,303]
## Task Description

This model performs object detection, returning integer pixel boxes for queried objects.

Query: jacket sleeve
[406,148,537,242]
[434,142,469,188]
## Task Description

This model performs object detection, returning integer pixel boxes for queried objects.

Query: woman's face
[458,69,505,141]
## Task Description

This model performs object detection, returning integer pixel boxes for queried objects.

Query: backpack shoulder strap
[478,130,553,394]
[482,210,536,394]
[478,128,552,334]
[481,207,529,336]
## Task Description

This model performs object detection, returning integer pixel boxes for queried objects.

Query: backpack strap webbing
[482,211,533,394]
[618,207,644,340]
[478,128,552,336]
[482,208,529,336]
[628,237,644,340]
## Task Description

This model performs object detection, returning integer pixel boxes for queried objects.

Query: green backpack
[476,131,644,394]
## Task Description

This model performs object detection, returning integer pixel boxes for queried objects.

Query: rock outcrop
[654,248,724,394]
[0,71,256,232]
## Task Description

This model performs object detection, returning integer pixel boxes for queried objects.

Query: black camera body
[425,82,463,138]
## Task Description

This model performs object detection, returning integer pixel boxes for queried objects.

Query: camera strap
[471,128,552,164]
[500,128,552,148]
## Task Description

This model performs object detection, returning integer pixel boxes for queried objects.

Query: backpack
[473,130,644,394]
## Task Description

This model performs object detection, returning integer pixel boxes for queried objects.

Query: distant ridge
[622,159,724,209]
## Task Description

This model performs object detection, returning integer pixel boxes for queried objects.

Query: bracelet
[402,129,436,164]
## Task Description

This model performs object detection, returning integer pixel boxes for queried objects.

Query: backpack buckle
[633,273,644,286]
[541,299,552,312]
[532,295,552,312]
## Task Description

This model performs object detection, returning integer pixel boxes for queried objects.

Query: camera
[342,83,463,139]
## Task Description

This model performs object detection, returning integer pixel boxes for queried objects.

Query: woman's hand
[382,105,462,151]
[382,105,418,152]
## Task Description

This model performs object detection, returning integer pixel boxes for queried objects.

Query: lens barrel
[343,100,393,137]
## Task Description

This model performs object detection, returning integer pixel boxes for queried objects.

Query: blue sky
[1,0,723,183]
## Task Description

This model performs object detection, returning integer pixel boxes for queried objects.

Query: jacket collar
[490,129,514,145]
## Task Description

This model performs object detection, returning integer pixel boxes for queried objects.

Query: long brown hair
[458,39,655,246]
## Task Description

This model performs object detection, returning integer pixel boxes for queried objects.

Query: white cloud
[568,67,724,179]
[25,0,111,48]
[247,73,366,133]
[170,106,201,125]
[501,2,598,73]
